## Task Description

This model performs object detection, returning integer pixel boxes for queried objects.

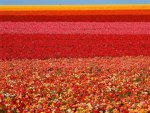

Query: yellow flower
[60,105,66,110]
[137,103,142,108]
[139,109,146,113]
[75,107,84,113]
[87,103,92,109]
[113,108,119,113]
[5,96,11,102]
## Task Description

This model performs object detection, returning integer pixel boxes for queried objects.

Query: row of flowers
[0,56,150,112]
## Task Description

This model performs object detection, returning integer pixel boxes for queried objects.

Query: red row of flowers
[1,34,150,59]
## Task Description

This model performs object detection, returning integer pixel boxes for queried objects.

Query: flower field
[0,56,150,112]
[1,4,150,113]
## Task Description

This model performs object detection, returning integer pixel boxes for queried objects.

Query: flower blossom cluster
[0,56,150,112]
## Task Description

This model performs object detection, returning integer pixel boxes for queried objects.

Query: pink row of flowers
[1,22,150,34]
